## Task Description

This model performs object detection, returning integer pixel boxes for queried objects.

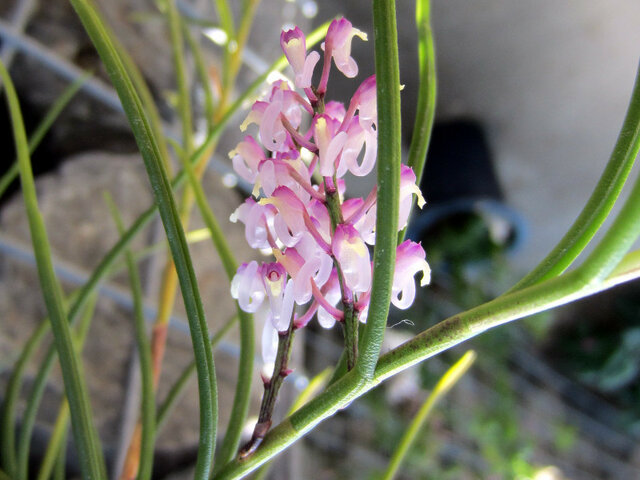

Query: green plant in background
[1,0,640,479]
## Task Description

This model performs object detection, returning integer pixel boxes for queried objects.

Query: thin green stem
[219,0,260,112]
[407,0,437,187]
[382,351,476,480]
[156,314,237,431]
[358,0,402,380]
[36,403,70,480]
[183,19,216,130]
[22,294,96,480]
[400,0,437,243]
[0,58,107,480]
[179,131,254,472]
[0,72,88,200]
[212,0,235,40]
[53,425,69,480]
[1,316,49,477]
[251,369,332,480]
[68,1,217,477]
[106,195,156,480]
[510,66,640,291]
[163,0,194,155]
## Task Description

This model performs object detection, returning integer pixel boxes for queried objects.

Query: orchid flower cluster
[229,18,431,369]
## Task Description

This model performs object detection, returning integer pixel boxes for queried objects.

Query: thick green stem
[358,0,402,380]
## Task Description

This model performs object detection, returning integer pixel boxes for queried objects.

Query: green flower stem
[68,1,217,478]
[0,71,88,200]
[212,0,235,40]
[399,0,437,243]
[107,196,156,480]
[0,59,107,479]
[239,318,296,459]
[156,314,238,431]
[382,351,476,480]
[358,0,402,380]
[36,295,96,480]
[510,65,640,292]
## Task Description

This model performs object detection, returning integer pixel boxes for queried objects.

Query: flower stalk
[229,12,430,456]
[239,315,296,458]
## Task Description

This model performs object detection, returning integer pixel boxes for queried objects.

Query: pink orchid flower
[318,18,368,93]
[280,26,321,89]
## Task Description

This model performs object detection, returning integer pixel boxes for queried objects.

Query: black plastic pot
[407,119,526,265]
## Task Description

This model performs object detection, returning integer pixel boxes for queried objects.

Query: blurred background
[1,0,640,478]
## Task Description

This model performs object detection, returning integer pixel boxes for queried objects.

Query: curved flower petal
[231,261,266,312]
[324,18,367,78]
[332,224,371,294]
[399,165,426,230]
[391,240,431,309]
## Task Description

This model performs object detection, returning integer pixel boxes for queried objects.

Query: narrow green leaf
[36,294,97,480]
[162,0,194,155]
[183,19,216,131]
[407,0,437,188]
[0,59,106,479]
[382,351,476,480]
[67,2,217,476]
[178,129,255,470]
[105,194,156,480]
[0,315,48,476]
[53,426,69,480]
